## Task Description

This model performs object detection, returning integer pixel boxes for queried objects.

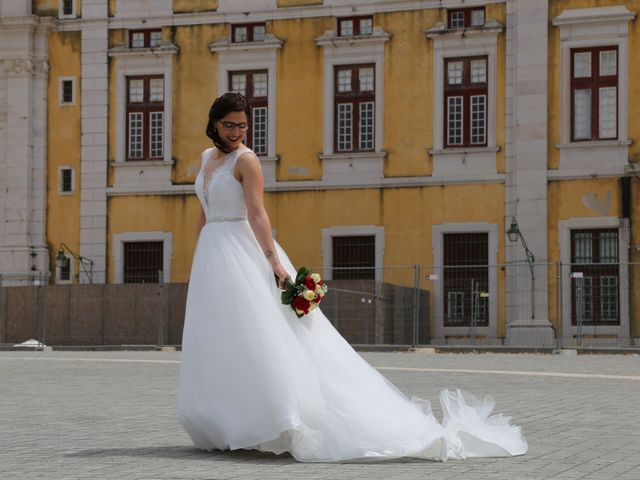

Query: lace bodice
[195,146,249,222]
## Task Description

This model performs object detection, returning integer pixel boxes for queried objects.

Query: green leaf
[295,266,311,283]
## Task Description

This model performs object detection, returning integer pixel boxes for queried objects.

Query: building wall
[46,30,82,279]
[4,0,639,345]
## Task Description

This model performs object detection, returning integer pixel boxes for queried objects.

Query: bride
[177,92,528,462]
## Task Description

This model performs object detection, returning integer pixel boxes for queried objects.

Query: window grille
[570,46,618,141]
[443,232,489,327]
[229,70,268,155]
[332,235,375,280]
[123,241,164,284]
[570,228,619,325]
[334,64,375,153]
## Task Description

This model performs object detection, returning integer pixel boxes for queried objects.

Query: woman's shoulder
[236,147,260,165]
[199,146,217,165]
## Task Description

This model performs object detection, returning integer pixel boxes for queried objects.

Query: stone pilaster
[79,0,109,284]
[504,0,555,346]
[0,9,54,285]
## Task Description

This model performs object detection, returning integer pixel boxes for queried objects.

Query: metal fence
[1,262,638,348]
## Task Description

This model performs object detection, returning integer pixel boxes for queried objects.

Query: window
[229,70,268,155]
[59,0,76,18]
[59,77,75,106]
[123,241,164,283]
[571,46,618,141]
[444,57,487,148]
[56,253,73,284]
[334,64,375,152]
[443,233,489,327]
[338,16,373,37]
[58,167,74,194]
[571,229,619,325]
[232,23,267,43]
[332,235,375,280]
[448,7,485,29]
[126,76,164,161]
[129,30,162,49]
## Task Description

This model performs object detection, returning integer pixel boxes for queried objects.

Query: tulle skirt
[177,220,527,462]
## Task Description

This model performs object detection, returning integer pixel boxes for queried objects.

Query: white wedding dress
[177,146,528,462]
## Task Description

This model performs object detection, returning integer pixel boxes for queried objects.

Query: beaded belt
[207,216,246,223]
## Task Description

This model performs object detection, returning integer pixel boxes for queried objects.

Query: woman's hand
[272,261,290,289]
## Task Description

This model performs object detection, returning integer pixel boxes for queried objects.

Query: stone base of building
[506,321,557,347]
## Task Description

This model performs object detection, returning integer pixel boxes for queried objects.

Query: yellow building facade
[1,0,638,346]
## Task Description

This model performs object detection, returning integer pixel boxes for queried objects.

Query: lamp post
[55,243,94,284]
[506,217,535,320]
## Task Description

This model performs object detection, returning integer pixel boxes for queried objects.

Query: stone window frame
[112,231,173,284]
[426,20,502,178]
[55,252,74,285]
[321,226,385,282]
[315,26,389,185]
[108,42,177,192]
[59,0,77,20]
[210,33,283,186]
[58,76,76,106]
[431,222,499,343]
[558,216,630,344]
[58,166,75,195]
[552,6,635,172]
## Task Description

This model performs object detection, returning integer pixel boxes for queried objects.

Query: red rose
[293,295,311,313]
[304,276,316,290]
[313,296,322,304]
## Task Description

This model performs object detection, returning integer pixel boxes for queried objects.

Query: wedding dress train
[177,146,528,462]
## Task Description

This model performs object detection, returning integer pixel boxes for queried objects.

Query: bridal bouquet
[279,266,328,318]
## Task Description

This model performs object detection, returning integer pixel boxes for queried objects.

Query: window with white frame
[334,64,375,153]
[58,167,75,194]
[448,7,485,29]
[571,46,618,141]
[126,75,164,161]
[232,23,267,43]
[123,241,164,283]
[229,70,268,156]
[129,30,163,49]
[321,226,385,282]
[59,0,76,19]
[113,232,172,283]
[427,19,500,175]
[338,16,373,37]
[59,77,76,106]
[444,57,488,148]
[332,235,376,280]
[56,254,73,284]
[552,5,634,169]
[570,228,619,325]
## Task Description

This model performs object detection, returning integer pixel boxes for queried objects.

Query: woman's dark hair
[206,92,251,153]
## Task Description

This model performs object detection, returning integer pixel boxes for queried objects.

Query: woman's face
[217,110,249,151]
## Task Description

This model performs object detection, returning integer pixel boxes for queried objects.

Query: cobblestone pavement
[1,350,640,480]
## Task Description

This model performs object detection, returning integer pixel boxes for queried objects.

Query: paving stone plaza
[1,350,640,480]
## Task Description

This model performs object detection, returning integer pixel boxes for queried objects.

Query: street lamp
[506,217,535,319]
[55,243,94,284]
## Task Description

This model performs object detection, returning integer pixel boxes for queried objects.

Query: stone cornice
[209,34,284,53]
[0,15,58,32]
[314,27,391,47]
[425,19,503,38]
[108,43,179,57]
[552,6,635,27]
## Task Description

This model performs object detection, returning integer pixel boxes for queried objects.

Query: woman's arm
[236,151,289,288]
[197,207,206,235]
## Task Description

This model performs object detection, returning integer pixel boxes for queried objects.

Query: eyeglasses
[219,121,249,132]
